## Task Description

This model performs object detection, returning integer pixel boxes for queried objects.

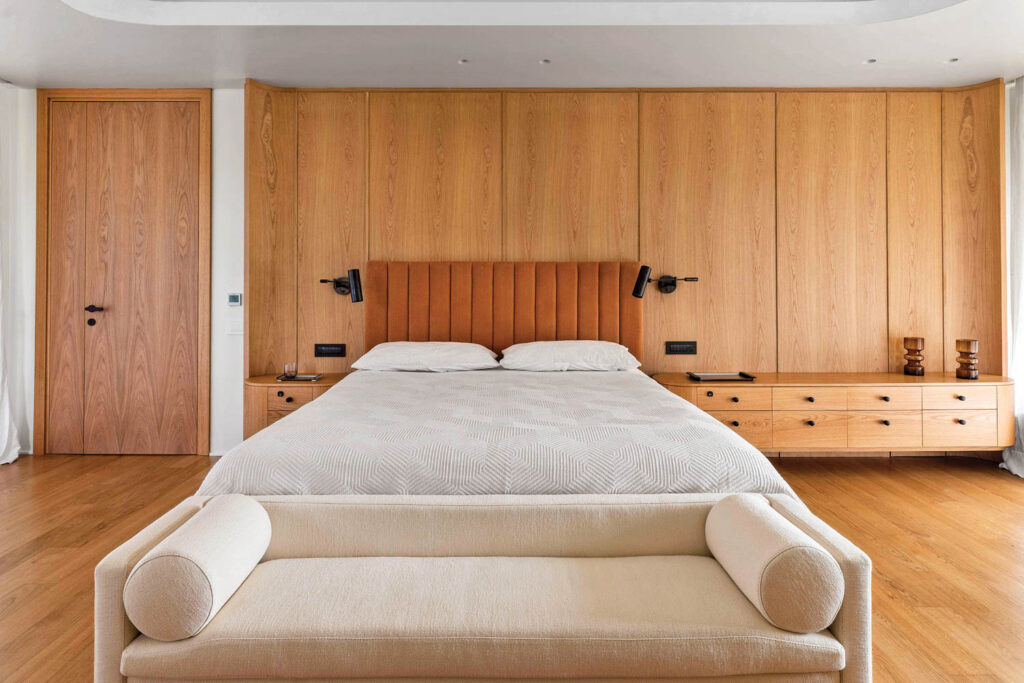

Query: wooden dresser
[653,373,1014,454]
[243,373,351,438]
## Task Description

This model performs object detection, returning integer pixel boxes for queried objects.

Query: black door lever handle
[84,305,104,313]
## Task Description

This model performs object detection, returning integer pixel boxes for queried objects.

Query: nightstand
[243,373,352,438]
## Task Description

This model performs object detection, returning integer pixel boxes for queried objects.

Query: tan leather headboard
[365,262,643,361]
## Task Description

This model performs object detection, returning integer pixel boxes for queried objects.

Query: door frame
[34,89,212,455]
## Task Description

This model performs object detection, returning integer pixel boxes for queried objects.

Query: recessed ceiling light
[946,57,960,63]
[539,58,552,65]
[457,58,470,65]
[864,58,878,64]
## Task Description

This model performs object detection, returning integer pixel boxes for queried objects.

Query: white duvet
[200,370,793,496]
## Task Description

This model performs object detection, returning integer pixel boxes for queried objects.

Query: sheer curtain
[0,84,23,465]
[1003,76,1024,477]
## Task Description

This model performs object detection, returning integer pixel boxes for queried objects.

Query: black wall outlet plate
[665,341,697,355]
[315,343,346,358]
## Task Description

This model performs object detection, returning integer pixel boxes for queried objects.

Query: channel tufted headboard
[364,261,643,362]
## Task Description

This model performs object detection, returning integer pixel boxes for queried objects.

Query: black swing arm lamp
[319,268,364,303]
[631,265,698,298]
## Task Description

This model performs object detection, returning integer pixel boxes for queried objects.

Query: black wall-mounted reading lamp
[631,265,698,298]
[320,268,364,303]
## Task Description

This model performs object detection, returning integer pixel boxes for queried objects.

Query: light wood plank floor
[1,455,1022,682]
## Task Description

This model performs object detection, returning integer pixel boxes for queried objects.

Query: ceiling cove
[63,0,967,27]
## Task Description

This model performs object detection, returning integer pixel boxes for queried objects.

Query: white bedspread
[200,370,793,496]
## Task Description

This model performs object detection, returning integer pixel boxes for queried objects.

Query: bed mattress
[199,369,793,496]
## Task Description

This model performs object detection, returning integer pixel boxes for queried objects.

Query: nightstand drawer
[773,387,847,411]
[847,387,921,411]
[773,411,847,448]
[268,386,315,411]
[923,410,997,448]
[922,386,997,410]
[707,411,773,449]
[266,411,290,426]
[696,387,772,411]
[848,411,922,448]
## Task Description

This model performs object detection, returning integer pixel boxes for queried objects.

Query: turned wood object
[903,337,925,376]
[956,339,979,380]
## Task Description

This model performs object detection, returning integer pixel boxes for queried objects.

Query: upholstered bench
[96,493,871,682]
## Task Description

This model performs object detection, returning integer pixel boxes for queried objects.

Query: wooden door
[43,97,205,454]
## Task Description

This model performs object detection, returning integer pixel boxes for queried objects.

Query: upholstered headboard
[365,262,643,361]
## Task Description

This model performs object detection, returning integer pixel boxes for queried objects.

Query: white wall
[0,85,36,457]
[0,87,246,456]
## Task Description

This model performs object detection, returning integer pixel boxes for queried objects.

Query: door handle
[84,305,105,313]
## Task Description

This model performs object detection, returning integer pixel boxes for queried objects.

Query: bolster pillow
[706,493,844,634]
[123,494,271,641]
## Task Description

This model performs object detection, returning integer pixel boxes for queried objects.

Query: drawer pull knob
[882,396,891,402]
[957,418,967,425]
[807,396,815,403]
[957,395,967,401]
[706,391,714,397]
[806,420,816,426]
[882,420,891,426]
[277,390,284,397]
[731,396,739,403]
[285,397,294,403]
[731,421,740,427]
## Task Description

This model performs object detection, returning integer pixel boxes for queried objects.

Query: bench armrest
[767,495,872,683]
[95,496,208,683]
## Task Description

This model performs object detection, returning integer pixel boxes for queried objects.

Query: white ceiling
[1,0,1022,89]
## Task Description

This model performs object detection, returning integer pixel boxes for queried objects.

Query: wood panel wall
[245,80,1006,385]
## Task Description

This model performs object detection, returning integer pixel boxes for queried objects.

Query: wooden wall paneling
[887,92,944,374]
[639,92,777,375]
[246,81,297,377]
[777,92,888,373]
[503,93,639,260]
[296,92,366,373]
[84,101,201,454]
[44,102,87,454]
[942,81,1006,375]
[368,93,502,260]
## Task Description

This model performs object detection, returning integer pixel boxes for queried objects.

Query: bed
[201,260,791,497]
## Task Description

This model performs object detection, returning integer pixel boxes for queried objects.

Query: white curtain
[0,84,24,465]
[1003,76,1024,477]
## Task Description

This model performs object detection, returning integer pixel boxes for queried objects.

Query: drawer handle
[277,390,284,397]
[731,396,739,403]
[957,395,967,401]
[882,396,891,402]
[731,420,740,427]
[881,419,891,426]
[806,420,816,426]
[806,396,815,403]
[286,397,294,403]
[957,418,967,425]
[706,391,714,397]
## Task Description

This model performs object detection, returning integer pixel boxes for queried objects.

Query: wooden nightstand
[243,373,352,438]
[653,372,1014,454]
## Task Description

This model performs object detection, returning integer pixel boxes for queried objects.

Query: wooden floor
[1,456,1023,682]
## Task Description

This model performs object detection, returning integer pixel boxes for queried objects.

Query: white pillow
[499,340,640,371]
[353,341,499,372]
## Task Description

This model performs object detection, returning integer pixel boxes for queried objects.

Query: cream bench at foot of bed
[96,494,871,683]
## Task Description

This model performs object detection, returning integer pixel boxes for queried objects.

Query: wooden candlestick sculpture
[903,337,925,376]
[955,339,979,380]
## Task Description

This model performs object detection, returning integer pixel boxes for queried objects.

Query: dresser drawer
[773,387,847,411]
[266,411,290,426]
[773,411,848,449]
[696,387,772,411]
[847,387,921,411]
[848,411,922,448]
[922,386,997,410]
[268,386,315,411]
[922,410,997,448]
[707,411,773,449]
